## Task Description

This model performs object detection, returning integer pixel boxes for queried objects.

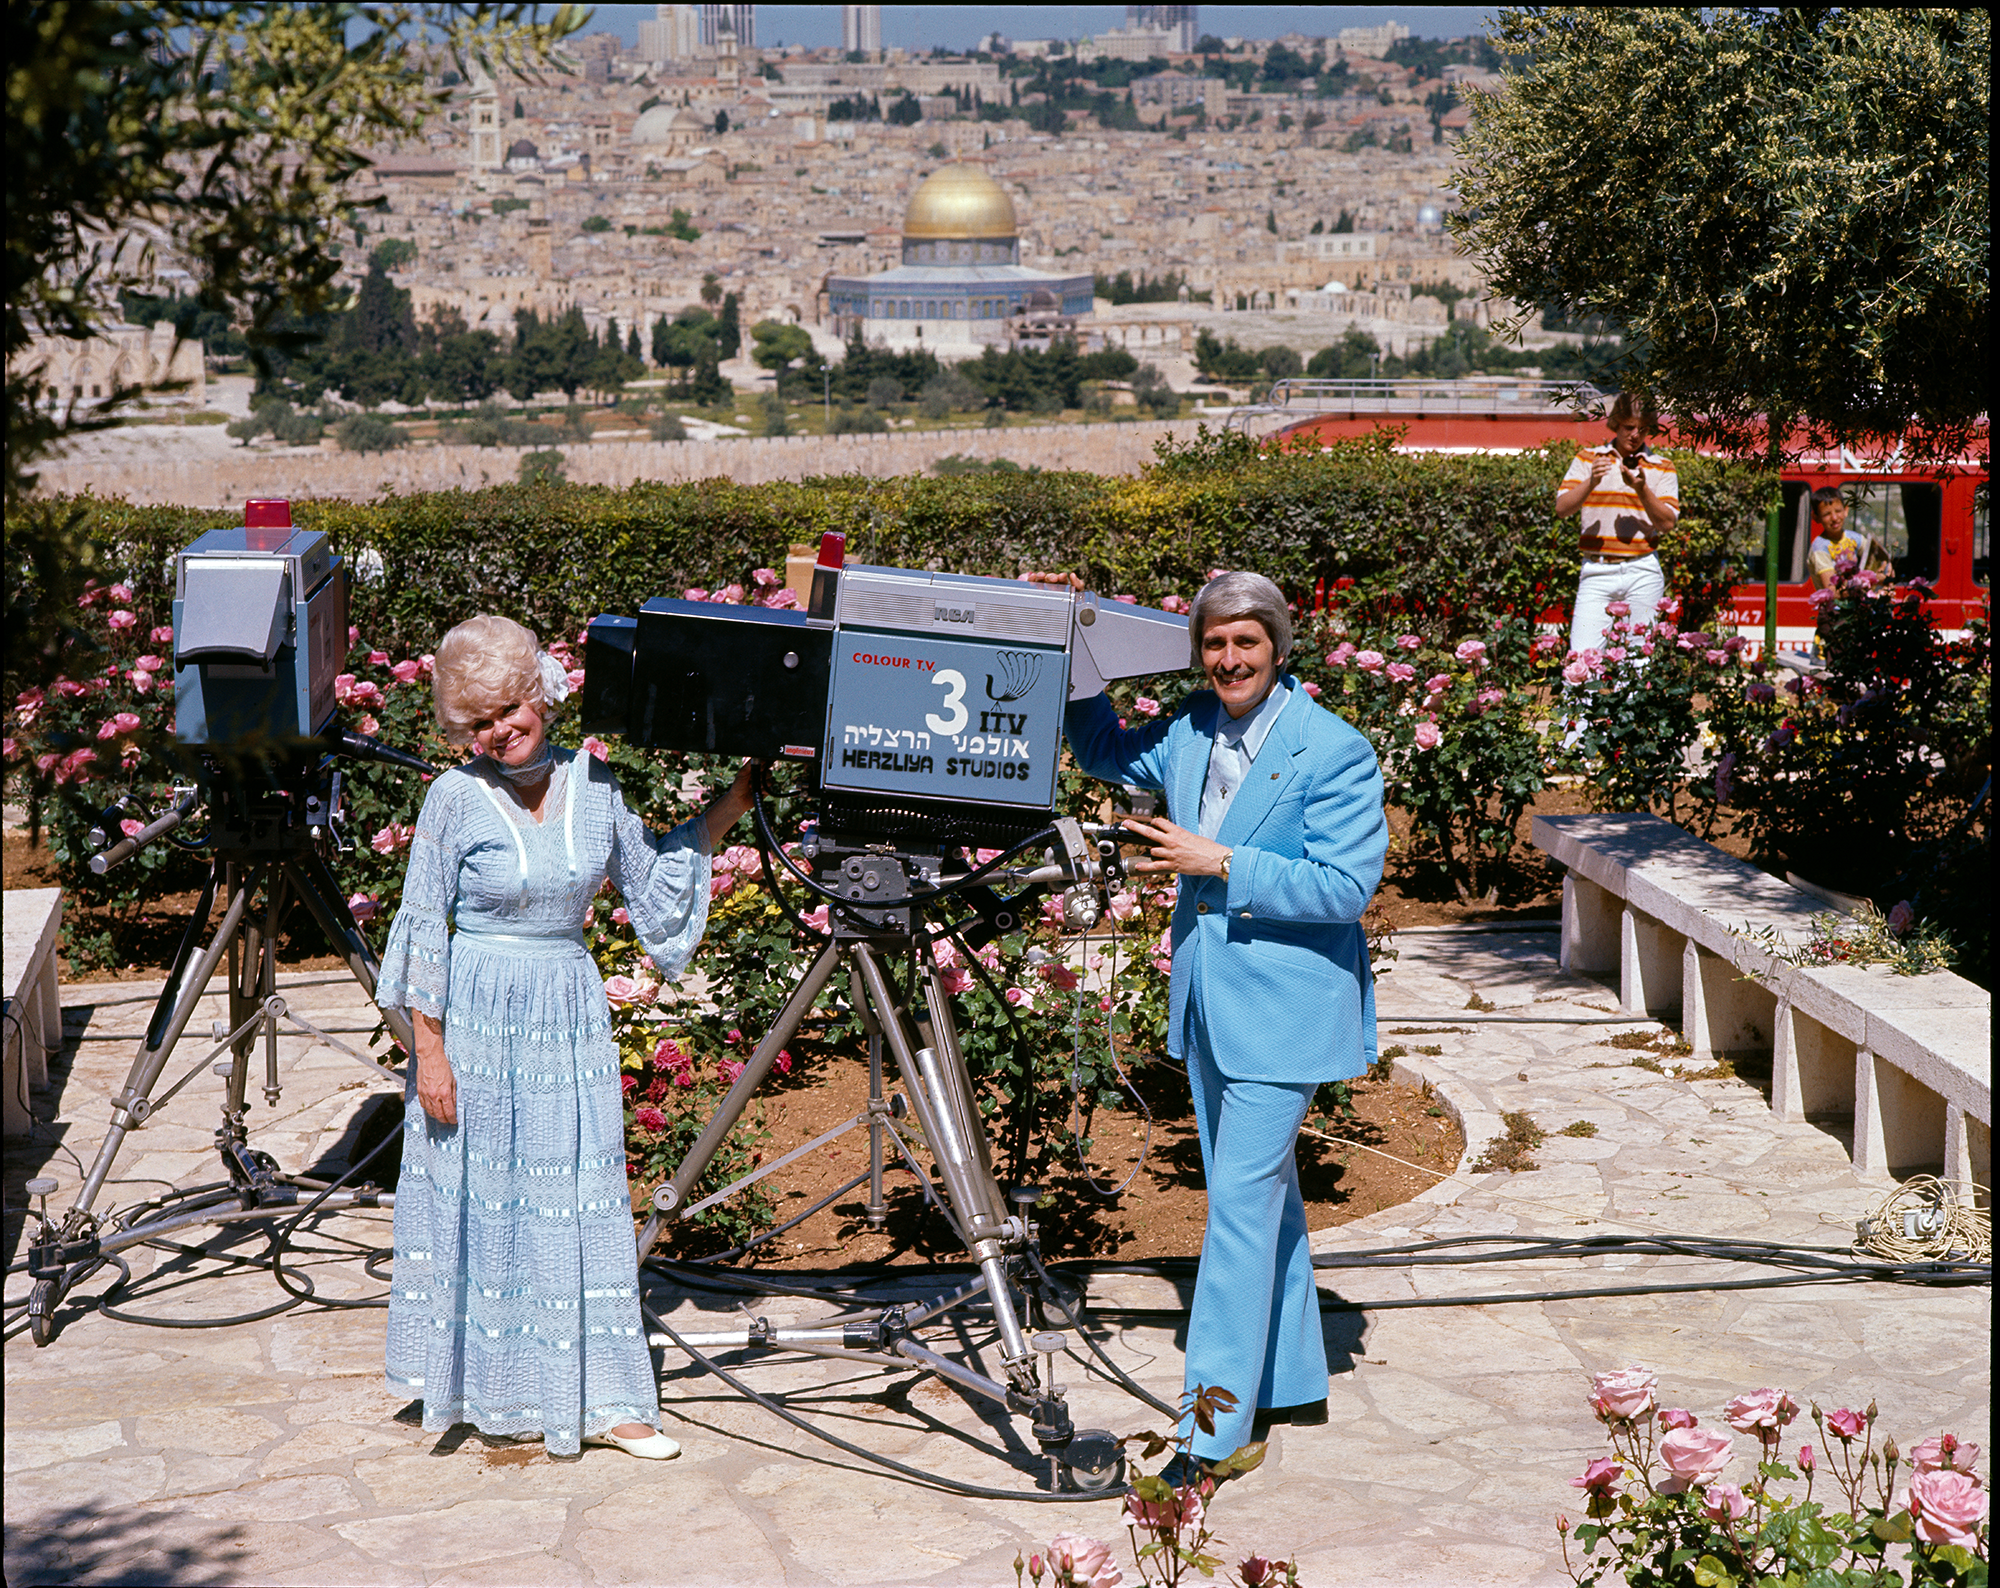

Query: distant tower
[1126,5,1197,52]
[638,4,700,62]
[466,68,502,169]
[842,5,881,54]
[698,4,755,50]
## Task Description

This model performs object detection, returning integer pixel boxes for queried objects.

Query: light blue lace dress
[375,747,710,1454]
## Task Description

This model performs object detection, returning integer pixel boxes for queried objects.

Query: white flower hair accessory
[537,650,572,707]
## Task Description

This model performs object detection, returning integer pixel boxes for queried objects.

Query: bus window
[1744,482,1816,584]
[1975,486,1989,588]
[1845,482,1942,583]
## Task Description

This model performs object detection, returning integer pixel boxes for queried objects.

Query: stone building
[824,164,1092,355]
[15,321,207,410]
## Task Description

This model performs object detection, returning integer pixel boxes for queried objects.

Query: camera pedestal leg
[28,852,410,1345]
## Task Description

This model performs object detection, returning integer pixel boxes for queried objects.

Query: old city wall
[38,420,1212,508]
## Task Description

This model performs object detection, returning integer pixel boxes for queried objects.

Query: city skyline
[589,6,1497,53]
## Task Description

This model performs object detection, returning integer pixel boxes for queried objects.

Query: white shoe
[584,1427,681,1460]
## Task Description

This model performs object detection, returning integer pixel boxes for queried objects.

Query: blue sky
[584,7,1497,53]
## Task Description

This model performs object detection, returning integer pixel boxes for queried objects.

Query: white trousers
[1569,554,1666,655]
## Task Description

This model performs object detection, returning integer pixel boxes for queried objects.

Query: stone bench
[3,887,64,1138]
[1532,814,1990,1197]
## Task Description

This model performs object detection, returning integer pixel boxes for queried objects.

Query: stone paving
[4,928,1989,1587]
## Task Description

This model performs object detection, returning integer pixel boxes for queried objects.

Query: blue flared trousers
[1180,1001,1329,1461]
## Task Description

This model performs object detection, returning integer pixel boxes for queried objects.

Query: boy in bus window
[1807,487,1857,590]
[1554,391,1679,654]
[1808,486,1891,589]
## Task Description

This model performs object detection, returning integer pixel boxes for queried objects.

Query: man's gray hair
[1188,571,1293,669]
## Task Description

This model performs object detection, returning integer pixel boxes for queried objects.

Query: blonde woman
[375,615,753,1460]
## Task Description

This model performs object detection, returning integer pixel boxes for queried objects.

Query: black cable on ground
[642,1299,1116,1503]
[264,1114,404,1311]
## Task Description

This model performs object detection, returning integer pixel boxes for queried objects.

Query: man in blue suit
[1060,570,1387,1475]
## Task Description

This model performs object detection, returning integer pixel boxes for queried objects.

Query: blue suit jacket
[1065,676,1387,1084]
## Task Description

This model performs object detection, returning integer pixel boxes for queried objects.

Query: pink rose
[120,817,144,838]
[1047,1533,1124,1588]
[1797,1444,1815,1473]
[1133,695,1160,717]
[604,975,655,1008]
[96,711,142,739]
[1124,1482,1205,1536]
[1472,687,1505,714]
[758,587,800,609]
[356,713,380,736]
[1039,961,1080,991]
[683,587,708,602]
[151,624,175,643]
[1,737,16,762]
[717,1057,744,1084]
[1354,649,1386,673]
[634,1105,668,1131]
[565,668,586,691]
[369,822,413,855]
[1906,1470,1988,1550]
[800,905,830,933]
[582,735,610,760]
[347,892,380,923]
[1590,1367,1658,1422]
[133,654,163,672]
[1659,1408,1698,1431]
[1909,1434,1980,1474]
[1561,659,1592,686]
[130,669,154,695]
[774,1049,793,1075]
[1327,642,1356,667]
[1605,601,1631,618]
[752,566,780,587]
[1413,721,1442,750]
[1807,587,1836,610]
[1005,986,1030,1007]
[1385,661,1417,683]
[1704,649,1727,666]
[1113,593,1138,604]
[610,906,631,926]
[1603,645,1627,664]
[1160,593,1189,614]
[1454,639,1488,665]
[57,747,98,784]
[1570,1457,1624,1493]
[709,872,737,900]
[391,659,421,685]
[1723,1388,1799,1436]
[939,967,972,996]
[1395,633,1421,650]
[1301,681,1321,697]
[1659,1427,1734,1490]
[107,609,137,630]
[1238,1557,1278,1588]
[368,649,390,666]
[722,844,759,874]
[110,582,135,602]
[1701,1482,1750,1524]
[52,679,89,698]
[1424,673,1452,695]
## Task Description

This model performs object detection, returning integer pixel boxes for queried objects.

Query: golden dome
[902,164,1017,240]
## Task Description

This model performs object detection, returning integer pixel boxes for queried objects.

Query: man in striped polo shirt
[1554,391,1680,655]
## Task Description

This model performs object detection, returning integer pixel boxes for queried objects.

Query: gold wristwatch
[1219,849,1232,882]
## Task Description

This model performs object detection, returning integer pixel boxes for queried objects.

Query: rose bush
[1560,1370,1989,1587]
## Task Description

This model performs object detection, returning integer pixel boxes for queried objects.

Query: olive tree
[1450,7,1988,464]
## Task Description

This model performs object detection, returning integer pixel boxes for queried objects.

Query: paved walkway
[5,928,1988,1586]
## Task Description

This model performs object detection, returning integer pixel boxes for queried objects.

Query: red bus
[1231,379,1990,654]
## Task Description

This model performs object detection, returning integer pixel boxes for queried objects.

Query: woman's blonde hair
[432,615,545,744]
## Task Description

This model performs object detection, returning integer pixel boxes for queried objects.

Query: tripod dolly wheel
[1061,1428,1125,1493]
[27,1278,61,1347]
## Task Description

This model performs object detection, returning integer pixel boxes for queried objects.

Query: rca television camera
[172,498,349,749]
[581,535,1188,843]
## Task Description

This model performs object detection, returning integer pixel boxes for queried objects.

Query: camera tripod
[636,815,1143,1492]
[23,752,419,1346]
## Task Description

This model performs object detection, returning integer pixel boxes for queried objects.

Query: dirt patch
[647,1041,1464,1266]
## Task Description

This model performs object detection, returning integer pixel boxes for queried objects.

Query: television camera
[24,499,432,1345]
[581,535,1192,1491]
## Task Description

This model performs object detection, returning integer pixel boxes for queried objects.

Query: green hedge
[40,431,1772,651]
